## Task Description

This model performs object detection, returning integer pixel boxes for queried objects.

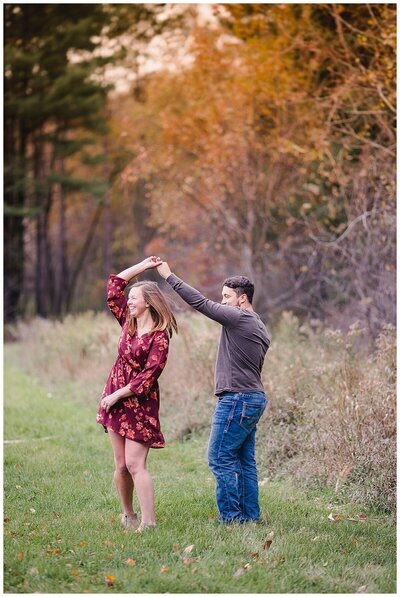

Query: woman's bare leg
[125,440,155,524]
[108,430,136,517]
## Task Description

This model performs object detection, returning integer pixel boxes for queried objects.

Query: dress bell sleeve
[107,274,129,326]
[128,332,170,398]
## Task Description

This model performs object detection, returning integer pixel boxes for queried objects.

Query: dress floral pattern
[96,274,168,448]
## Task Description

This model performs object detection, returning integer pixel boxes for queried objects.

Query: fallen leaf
[233,567,246,578]
[125,559,136,566]
[18,551,24,561]
[244,563,251,570]
[16,485,22,490]
[103,540,113,547]
[250,552,259,560]
[79,541,87,548]
[183,544,194,554]
[172,543,180,553]
[71,569,80,576]
[105,575,116,586]
[208,514,215,521]
[312,536,320,542]
[160,565,169,573]
[262,540,273,550]
[183,557,199,566]
[267,531,275,539]
[4,517,10,523]
[10,531,17,537]
[323,562,328,567]
[47,549,61,555]
[356,586,367,593]
[328,512,345,521]
[29,508,36,514]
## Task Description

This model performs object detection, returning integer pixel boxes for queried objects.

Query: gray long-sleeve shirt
[166,273,270,396]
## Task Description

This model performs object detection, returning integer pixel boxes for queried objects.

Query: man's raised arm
[157,261,240,327]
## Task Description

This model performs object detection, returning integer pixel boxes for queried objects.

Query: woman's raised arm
[116,256,162,281]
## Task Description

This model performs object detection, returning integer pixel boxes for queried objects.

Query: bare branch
[309,209,384,247]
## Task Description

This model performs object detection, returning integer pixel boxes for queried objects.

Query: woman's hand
[156,261,172,279]
[142,256,163,270]
[101,391,121,413]
[116,256,162,281]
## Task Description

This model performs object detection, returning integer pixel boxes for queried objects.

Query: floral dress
[96,275,168,448]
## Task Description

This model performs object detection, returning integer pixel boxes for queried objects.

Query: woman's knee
[126,460,145,478]
[114,461,130,476]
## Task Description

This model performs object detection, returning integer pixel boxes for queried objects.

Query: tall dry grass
[258,313,396,513]
[6,310,396,512]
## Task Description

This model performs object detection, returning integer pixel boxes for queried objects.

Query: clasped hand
[142,255,172,279]
[101,391,121,413]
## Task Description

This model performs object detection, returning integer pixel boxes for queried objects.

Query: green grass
[4,363,396,593]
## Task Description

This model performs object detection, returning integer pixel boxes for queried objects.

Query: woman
[97,256,177,532]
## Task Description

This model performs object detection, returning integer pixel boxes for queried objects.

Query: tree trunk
[54,158,68,316]
[33,134,52,317]
[66,200,104,311]
[4,117,27,322]
[102,135,112,278]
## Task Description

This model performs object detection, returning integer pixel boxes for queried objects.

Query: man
[156,260,270,524]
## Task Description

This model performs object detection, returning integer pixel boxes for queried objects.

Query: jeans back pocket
[240,401,266,431]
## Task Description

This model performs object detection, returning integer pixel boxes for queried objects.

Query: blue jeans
[208,391,267,524]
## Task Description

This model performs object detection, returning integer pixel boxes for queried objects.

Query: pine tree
[4,3,170,319]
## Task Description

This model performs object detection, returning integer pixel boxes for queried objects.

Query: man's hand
[157,261,172,279]
[142,256,163,270]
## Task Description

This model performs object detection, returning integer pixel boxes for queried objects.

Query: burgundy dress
[96,274,168,448]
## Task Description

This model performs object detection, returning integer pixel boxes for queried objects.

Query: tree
[4,5,111,318]
[119,4,395,332]
[4,3,175,320]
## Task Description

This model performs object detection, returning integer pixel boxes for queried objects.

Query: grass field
[4,360,396,594]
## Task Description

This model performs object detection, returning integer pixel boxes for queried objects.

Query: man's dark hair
[223,275,254,304]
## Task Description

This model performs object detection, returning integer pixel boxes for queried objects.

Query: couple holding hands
[96,256,270,533]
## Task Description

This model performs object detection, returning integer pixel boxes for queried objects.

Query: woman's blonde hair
[127,281,178,337]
